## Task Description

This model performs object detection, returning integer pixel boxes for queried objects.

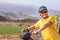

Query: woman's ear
[39,13,42,16]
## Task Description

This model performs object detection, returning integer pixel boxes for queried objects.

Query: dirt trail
[0,34,21,40]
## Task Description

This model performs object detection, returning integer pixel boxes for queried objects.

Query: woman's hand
[32,31,39,35]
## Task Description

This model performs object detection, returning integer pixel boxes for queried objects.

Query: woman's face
[39,10,48,18]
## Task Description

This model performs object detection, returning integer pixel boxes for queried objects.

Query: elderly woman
[27,6,60,40]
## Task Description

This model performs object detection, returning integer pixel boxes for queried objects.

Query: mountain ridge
[0,3,60,20]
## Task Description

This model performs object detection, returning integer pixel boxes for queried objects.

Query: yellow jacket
[35,16,60,40]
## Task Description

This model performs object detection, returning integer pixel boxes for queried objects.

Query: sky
[0,0,60,11]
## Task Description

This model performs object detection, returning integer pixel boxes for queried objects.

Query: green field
[0,22,33,34]
[0,26,21,34]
